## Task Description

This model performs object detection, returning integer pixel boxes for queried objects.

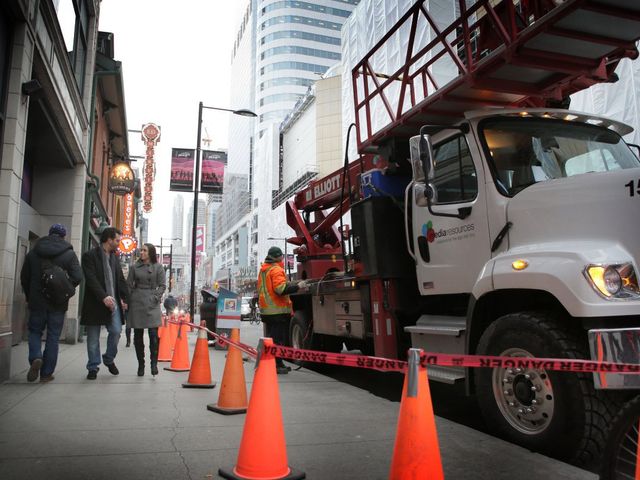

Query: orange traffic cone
[207,328,248,415]
[218,337,305,480]
[158,314,177,362]
[389,348,444,480]
[182,321,216,388]
[164,322,191,372]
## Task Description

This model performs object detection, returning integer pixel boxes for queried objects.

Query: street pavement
[0,322,595,480]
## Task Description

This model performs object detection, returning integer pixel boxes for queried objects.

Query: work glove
[297,280,309,291]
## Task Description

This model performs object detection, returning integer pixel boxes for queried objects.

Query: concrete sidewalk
[0,323,595,480]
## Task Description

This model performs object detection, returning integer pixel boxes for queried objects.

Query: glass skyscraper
[255,0,360,135]
[225,0,360,270]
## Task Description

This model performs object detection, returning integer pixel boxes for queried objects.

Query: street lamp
[160,237,181,293]
[268,236,291,280]
[189,103,256,320]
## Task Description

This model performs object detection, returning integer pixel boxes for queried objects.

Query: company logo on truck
[312,174,342,200]
[423,220,475,243]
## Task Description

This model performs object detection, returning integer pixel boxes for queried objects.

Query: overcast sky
[98,1,243,246]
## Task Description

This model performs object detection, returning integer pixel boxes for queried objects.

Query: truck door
[409,133,491,295]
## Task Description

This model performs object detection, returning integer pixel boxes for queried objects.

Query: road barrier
[167,319,640,479]
[218,338,305,480]
[182,320,216,389]
[164,321,190,372]
[207,327,249,415]
[168,319,640,375]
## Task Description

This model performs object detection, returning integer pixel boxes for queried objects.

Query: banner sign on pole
[216,287,241,329]
[200,150,227,194]
[170,148,195,192]
[118,192,138,254]
[196,225,206,252]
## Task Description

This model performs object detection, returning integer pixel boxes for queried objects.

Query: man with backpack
[20,223,82,383]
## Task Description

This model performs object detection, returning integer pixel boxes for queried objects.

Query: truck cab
[407,108,640,463]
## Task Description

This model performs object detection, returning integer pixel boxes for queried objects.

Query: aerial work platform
[353,0,640,152]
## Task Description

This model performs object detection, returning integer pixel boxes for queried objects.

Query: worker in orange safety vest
[257,246,308,374]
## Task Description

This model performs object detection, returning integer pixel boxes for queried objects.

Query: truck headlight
[585,263,640,299]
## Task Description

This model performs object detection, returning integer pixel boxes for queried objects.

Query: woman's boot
[134,333,145,376]
[149,329,159,376]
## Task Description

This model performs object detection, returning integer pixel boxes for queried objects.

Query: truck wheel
[290,311,312,351]
[600,395,640,480]
[475,312,620,469]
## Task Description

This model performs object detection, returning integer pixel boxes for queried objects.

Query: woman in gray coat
[127,243,166,376]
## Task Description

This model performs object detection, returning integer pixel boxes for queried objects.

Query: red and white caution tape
[169,320,640,375]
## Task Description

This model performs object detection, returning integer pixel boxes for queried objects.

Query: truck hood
[506,167,640,264]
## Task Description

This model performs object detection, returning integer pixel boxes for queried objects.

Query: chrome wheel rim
[492,347,555,435]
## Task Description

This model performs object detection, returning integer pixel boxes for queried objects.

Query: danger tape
[169,319,640,375]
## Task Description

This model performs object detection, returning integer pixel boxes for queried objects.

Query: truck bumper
[588,327,640,390]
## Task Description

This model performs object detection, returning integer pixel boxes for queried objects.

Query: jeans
[86,307,122,371]
[28,310,65,377]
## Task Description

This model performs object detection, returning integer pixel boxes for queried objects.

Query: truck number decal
[625,179,640,197]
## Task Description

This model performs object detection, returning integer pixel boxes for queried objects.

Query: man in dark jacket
[80,227,130,380]
[20,223,82,383]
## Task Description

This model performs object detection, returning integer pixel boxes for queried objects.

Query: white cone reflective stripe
[198,324,208,340]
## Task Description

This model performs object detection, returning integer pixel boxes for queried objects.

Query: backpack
[41,255,76,305]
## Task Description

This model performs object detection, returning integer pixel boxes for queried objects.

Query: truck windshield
[480,118,640,196]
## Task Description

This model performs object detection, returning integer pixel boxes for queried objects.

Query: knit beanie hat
[49,223,67,237]
[266,246,283,262]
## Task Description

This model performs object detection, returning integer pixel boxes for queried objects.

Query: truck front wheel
[475,312,619,469]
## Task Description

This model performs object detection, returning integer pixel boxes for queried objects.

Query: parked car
[240,297,252,321]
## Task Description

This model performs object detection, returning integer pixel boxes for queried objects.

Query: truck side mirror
[419,129,435,181]
[627,143,640,159]
[425,182,438,202]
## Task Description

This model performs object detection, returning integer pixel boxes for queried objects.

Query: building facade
[226,0,359,281]
[171,194,184,246]
[0,0,134,380]
[255,0,359,136]
[213,173,251,290]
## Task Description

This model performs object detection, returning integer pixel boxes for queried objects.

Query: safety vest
[257,263,291,315]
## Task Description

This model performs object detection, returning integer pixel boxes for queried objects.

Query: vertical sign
[200,150,227,194]
[118,192,137,254]
[122,193,134,236]
[170,148,195,192]
[141,123,161,212]
[196,225,205,252]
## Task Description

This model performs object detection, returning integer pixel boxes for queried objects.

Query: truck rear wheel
[475,312,619,469]
[290,311,312,350]
[600,395,640,480]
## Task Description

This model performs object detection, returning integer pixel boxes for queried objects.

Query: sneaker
[106,363,119,375]
[39,375,55,383]
[87,370,98,380]
[27,358,43,382]
[276,366,289,375]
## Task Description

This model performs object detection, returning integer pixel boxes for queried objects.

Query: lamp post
[268,236,290,280]
[160,237,181,293]
[189,103,256,321]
